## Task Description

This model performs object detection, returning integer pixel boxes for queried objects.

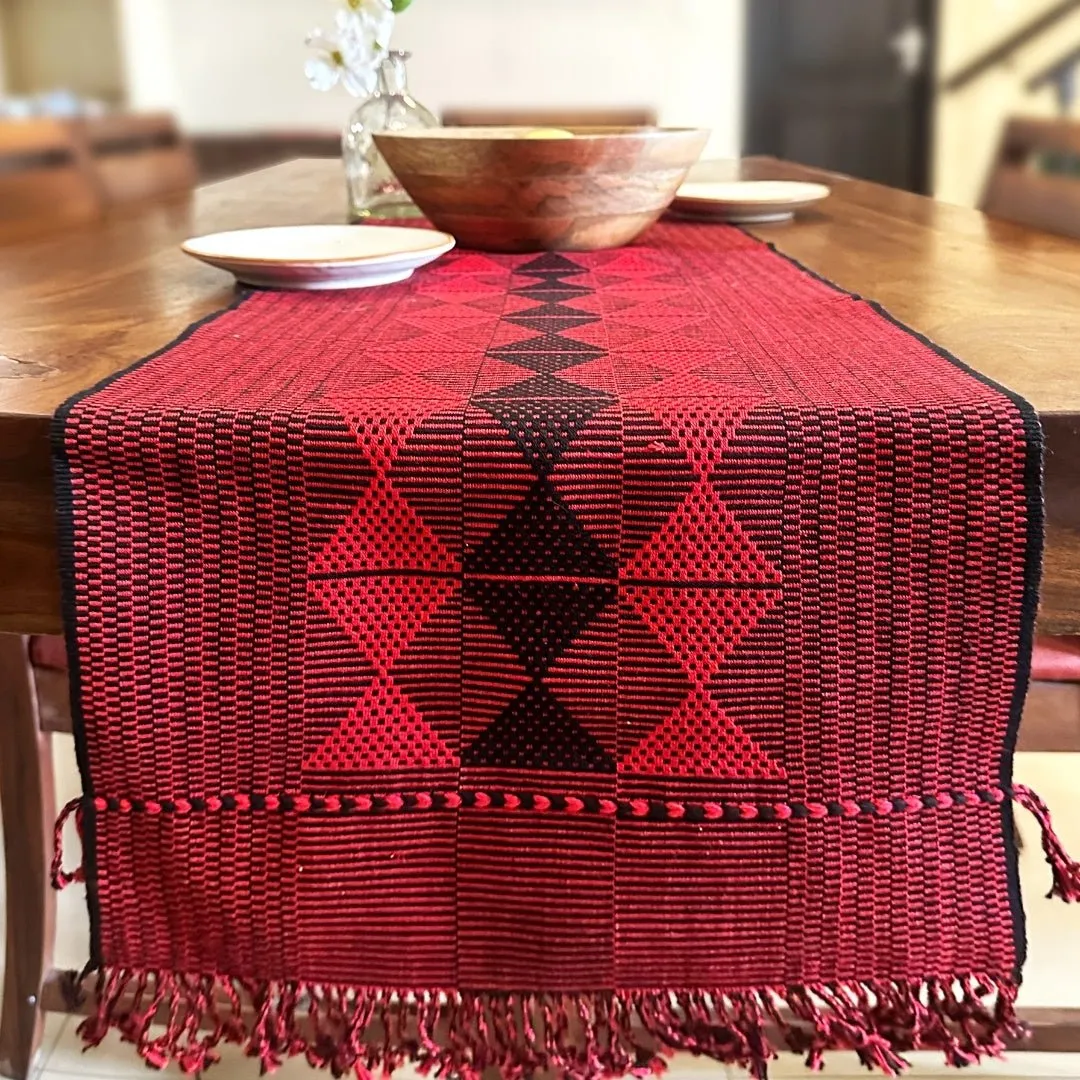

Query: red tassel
[51,797,85,890]
[1014,785,1080,902]
[70,970,1024,1078]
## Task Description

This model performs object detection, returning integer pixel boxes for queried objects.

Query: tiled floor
[10,749,1080,1079]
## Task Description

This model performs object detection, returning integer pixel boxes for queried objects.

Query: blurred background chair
[1023,637,1080,751]
[982,117,1080,240]
[0,118,100,240]
[80,112,196,205]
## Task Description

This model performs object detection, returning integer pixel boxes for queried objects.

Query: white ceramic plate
[181,225,456,290]
[671,180,831,224]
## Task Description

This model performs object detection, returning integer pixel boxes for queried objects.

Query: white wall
[118,0,744,158]
[1,0,123,99]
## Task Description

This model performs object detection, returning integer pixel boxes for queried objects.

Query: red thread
[1014,785,1080,902]
[51,797,86,890]
[71,973,1018,1077]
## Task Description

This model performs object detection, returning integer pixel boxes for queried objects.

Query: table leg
[0,635,56,1079]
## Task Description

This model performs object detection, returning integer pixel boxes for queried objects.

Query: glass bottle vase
[342,51,436,220]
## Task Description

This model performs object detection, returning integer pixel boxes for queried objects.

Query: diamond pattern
[311,577,458,676]
[462,679,616,773]
[304,246,785,785]
[623,477,779,586]
[465,581,615,678]
[467,479,616,578]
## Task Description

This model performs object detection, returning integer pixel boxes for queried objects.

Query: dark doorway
[743,0,938,193]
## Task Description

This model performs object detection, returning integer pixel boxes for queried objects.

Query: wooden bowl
[372,126,711,252]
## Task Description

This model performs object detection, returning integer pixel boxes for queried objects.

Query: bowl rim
[374,125,711,142]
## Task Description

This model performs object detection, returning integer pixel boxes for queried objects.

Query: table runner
[52,222,1078,1078]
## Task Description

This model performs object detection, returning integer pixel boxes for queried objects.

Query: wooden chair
[982,117,1080,240]
[191,132,342,184]
[0,119,101,241]
[80,112,197,206]
[1021,636,1080,751]
[441,107,658,129]
[2,629,1078,1077]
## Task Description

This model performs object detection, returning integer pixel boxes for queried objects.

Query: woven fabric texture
[54,224,1055,1077]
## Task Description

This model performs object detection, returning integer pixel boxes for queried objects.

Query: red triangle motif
[430,252,507,275]
[629,399,761,474]
[623,478,779,585]
[305,674,458,772]
[310,474,459,577]
[625,586,779,689]
[311,577,458,676]
[620,688,784,779]
[331,398,442,472]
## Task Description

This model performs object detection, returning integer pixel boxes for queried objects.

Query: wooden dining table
[1,157,1080,1065]
[1,156,1078,638]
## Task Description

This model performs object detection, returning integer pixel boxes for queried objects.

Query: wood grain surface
[0,157,1078,633]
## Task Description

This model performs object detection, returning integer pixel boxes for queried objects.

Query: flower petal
[305,55,342,92]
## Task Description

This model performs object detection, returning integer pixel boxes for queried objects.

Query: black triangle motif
[465,581,616,677]
[476,393,610,475]
[511,281,593,302]
[488,332,606,375]
[490,334,606,358]
[462,679,616,772]
[467,479,617,578]
[475,374,617,404]
[517,253,589,278]
[505,302,601,333]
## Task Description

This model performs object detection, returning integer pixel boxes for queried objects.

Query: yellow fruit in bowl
[523,128,575,140]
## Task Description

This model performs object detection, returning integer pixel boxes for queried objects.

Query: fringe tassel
[73,970,1026,1079]
[50,797,85,890]
[1013,784,1080,902]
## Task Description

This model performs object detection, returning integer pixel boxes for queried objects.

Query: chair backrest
[441,107,658,129]
[981,117,1080,240]
[0,118,101,239]
[81,112,197,205]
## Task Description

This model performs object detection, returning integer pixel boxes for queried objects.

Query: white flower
[305,0,395,98]
[346,0,395,51]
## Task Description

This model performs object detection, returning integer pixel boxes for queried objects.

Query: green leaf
[391,0,413,11]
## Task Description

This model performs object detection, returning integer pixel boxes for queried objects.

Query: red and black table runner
[53,223,1078,1077]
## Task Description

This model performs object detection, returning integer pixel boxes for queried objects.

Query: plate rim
[181,225,456,268]
[673,180,831,209]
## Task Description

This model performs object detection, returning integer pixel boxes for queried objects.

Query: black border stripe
[51,287,253,967]
[748,232,1043,984]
